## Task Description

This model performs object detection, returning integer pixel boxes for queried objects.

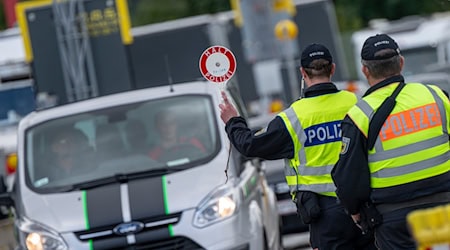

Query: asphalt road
[0,218,16,250]
[283,232,311,250]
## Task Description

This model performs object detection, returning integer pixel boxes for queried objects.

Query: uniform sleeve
[331,115,371,215]
[224,116,294,160]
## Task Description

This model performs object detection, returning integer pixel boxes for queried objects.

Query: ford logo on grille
[113,221,144,236]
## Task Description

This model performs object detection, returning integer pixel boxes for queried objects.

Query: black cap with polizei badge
[361,33,401,60]
[301,43,333,68]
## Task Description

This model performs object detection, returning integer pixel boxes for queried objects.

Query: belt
[376,192,450,214]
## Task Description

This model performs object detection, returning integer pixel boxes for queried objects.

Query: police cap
[301,43,333,68]
[361,34,400,61]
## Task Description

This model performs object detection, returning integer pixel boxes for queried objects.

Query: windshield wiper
[63,167,183,191]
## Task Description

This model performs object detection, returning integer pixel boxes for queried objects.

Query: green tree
[359,0,450,25]
[130,0,188,26]
[334,0,450,32]
[129,0,230,27]
[335,1,362,32]
[185,0,230,16]
[0,1,6,30]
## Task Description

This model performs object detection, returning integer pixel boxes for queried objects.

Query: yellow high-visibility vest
[347,83,450,190]
[278,90,357,198]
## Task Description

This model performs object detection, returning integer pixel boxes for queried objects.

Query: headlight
[193,185,241,228]
[17,217,68,250]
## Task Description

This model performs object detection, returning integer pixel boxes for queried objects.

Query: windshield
[26,95,219,191]
[402,46,438,76]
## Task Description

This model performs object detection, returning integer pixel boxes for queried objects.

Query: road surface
[283,232,311,250]
[0,218,15,250]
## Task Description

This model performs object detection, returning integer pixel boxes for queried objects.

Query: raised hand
[218,91,238,124]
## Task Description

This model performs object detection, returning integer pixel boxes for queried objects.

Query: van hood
[23,153,230,233]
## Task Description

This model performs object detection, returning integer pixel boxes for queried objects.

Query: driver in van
[148,110,206,161]
[125,119,150,154]
[46,127,93,180]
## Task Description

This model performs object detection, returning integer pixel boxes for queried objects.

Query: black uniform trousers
[309,195,377,250]
[374,202,448,250]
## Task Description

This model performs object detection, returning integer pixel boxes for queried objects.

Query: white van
[0,81,281,250]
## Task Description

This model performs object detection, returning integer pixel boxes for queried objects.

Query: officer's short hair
[303,59,333,78]
[362,49,402,79]
[301,43,333,78]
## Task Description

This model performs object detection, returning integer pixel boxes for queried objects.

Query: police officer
[331,34,450,249]
[220,44,376,250]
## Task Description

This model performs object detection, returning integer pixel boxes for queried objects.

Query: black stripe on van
[85,183,122,228]
[80,177,175,248]
[84,183,127,249]
[129,176,171,243]
[128,176,166,219]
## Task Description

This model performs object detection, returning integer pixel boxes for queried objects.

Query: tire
[263,229,269,250]
[278,218,284,249]
[0,206,9,220]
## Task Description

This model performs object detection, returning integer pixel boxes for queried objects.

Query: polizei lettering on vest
[304,121,342,146]
[380,103,441,141]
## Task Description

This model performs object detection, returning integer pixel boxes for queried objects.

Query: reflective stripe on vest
[279,90,357,197]
[347,83,450,189]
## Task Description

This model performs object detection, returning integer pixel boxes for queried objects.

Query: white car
[0,81,281,250]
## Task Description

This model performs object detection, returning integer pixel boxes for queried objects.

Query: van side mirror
[0,176,13,207]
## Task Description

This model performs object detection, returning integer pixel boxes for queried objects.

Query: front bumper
[52,207,264,250]
[173,209,263,250]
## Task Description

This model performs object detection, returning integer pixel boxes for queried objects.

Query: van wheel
[279,216,284,247]
[263,229,269,250]
[0,212,8,220]
[0,206,9,220]
[262,227,283,250]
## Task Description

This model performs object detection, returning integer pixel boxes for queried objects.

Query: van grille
[112,237,204,250]
[73,213,204,249]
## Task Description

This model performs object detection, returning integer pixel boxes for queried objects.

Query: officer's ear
[300,67,307,80]
[399,55,405,72]
[330,63,336,76]
[361,64,370,79]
